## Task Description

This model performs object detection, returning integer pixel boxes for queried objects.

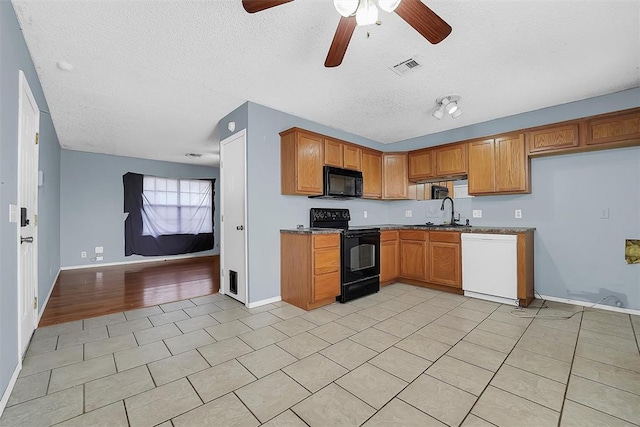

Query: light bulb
[451,109,462,119]
[356,0,378,26]
[377,0,401,13]
[445,100,458,114]
[334,0,359,17]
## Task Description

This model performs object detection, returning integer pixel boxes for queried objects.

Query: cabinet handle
[236,225,244,231]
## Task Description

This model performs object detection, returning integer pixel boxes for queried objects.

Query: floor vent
[390,58,422,76]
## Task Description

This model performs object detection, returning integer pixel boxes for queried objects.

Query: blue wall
[220,88,640,309]
[1,0,61,405]
[60,150,220,267]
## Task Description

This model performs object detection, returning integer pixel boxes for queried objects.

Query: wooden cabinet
[361,149,382,199]
[280,128,324,195]
[468,133,530,195]
[586,110,640,146]
[527,123,580,154]
[408,149,436,181]
[281,232,341,310]
[399,230,428,281]
[382,153,409,199]
[428,232,461,288]
[380,231,399,285]
[435,143,467,177]
[324,139,362,171]
[324,138,344,167]
[343,145,362,171]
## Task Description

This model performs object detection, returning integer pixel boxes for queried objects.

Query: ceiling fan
[242,0,452,67]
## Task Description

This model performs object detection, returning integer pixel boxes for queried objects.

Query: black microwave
[310,166,363,199]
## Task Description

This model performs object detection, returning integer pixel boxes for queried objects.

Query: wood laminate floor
[39,255,219,326]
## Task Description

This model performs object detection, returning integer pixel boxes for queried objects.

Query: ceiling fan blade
[242,0,293,13]
[395,0,452,44]
[325,16,357,68]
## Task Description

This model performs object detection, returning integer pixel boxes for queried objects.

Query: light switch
[95,246,104,254]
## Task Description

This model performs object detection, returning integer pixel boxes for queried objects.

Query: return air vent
[390,58,422,76]
[185,153,202,158]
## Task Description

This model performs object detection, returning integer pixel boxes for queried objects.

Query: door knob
[236,225,244,231]
[21,236,34,244]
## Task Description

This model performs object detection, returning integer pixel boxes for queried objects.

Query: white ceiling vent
[390,58,422,76]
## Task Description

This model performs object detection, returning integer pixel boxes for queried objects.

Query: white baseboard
[38,268,60,325]
[539,294,640,316]
[247,296,281,309]
[61,252,217,271]
[0,362,21,418]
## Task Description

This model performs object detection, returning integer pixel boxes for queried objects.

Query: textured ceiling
[12,0,640,166]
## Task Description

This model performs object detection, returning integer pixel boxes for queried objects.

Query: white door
[17,70,40,356]
[220,130,247,304]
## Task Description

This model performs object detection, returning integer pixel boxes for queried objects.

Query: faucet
[440,197,457,225]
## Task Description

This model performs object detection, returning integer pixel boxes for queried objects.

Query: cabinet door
[380,239,399,283]
[400,240,426,280]
[435,144,467,176]
[324,138,344,167]
[382,153,409,199]
[408,149,436,181]
[586,110,640,145]
[313,271,341,301]
[429,241,461,288]
[468,139,496,194]
[495,134,528,193]
[527,124,579,154]
[343,145,362,171]
[361,150,382,199]
[296,132,324,194]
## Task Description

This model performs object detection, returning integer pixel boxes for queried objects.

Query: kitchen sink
[411,223,471,228]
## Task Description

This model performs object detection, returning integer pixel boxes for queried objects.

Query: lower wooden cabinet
[380,231,399,285]
[399,230,428,281]
[281,232,341,310]
[428,232,461,288]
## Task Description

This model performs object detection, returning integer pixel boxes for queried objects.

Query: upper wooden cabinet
[586,110,640,146]
[468,133,530,195]
[408,149,436,181]
[361,149,382,199]
[324,138,362,171]
[436,143,467,177]
[281,128,324,195]
[527,123,580,154]
[343,145,362,171]
[382,153,409,199]
[324,138,344,167]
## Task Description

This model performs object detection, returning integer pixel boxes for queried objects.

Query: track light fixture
[432,95,462,120]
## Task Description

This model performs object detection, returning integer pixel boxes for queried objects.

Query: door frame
[17,70,40,359]
[219,129,249,305]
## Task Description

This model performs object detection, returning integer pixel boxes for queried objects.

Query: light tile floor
[2,284,640,426]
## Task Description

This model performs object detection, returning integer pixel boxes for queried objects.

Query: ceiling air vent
[390,58,422,76]
[185,153,202,158]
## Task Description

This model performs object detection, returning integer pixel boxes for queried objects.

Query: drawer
[314,271,341,301]
[399,230,427,241]
[380,230,399,242]
[314,247,340,275]
[429,231,460,243]
[313,233,340,249]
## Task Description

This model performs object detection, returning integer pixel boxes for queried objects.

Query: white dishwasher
[461,233,518,306]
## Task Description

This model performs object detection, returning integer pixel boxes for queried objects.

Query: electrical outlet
[405,210,412,218]
[81,251,87,258]
[472,210,482,218]
[515,209,522,219]
[363,211,368,218]
[96,256,104,261]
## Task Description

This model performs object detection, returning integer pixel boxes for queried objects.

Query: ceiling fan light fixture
[356,0,378,26]
[334,0,359,17]
[377,0,401,13]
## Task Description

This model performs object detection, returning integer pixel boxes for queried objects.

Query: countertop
[281,224,535,235]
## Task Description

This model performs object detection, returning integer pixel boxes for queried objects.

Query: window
[142,176,213,237]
